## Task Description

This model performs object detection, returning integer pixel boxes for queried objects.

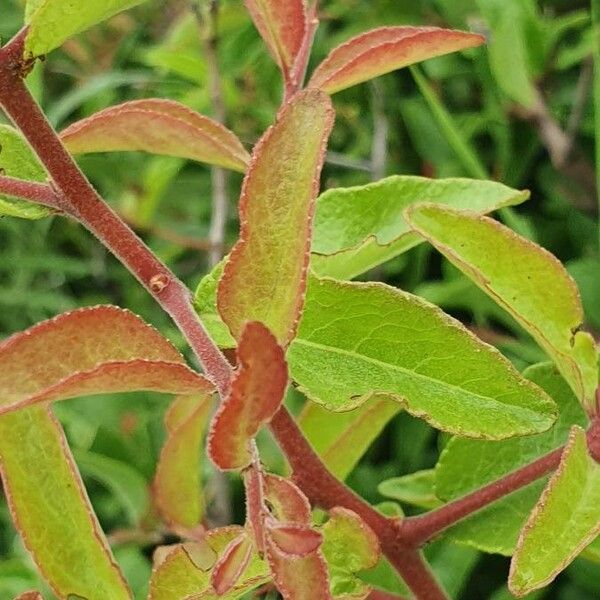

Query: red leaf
[0,306,213,414]
[264,474,312,525]
[266,522,323,557]
[208,322,288,470]
[13,593,43,600]
[309,26,485,94]
[244,0,307,77]
[211,532,253,595]
[61,99,250,172]
[217,90,334,346]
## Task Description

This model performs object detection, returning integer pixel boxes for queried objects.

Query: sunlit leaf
[148,527,270,600]
[287,276,556,439]
[308,27,484,94]
[0,305,213,415]
[153,393,213,529]
[244,0,307,78]
[60,99,250,172]
[0,125,50,219]
[405,204,599,409]
[311,176,528,279]
[208,322,288,470]
[25,0,148,57]
[509,426,600,595]
[217,90,334,346]
[435,363,589,555]
[299,398,401,480]
[0,406,131,599]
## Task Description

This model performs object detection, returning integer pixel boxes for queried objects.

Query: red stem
[0,175,65,211]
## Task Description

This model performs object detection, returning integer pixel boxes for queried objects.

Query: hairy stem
[0,175,66,211]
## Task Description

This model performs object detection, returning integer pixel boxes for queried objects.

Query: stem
[593,0,600,244]
[400,446,564,547]
[0,175,65,211]
[0,36,233,398]
[384,550,449,600]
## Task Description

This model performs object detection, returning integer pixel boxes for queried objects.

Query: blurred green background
[0,0,598,598]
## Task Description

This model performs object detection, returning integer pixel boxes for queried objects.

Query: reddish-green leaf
[211,533,253,595]
[61,99,250,172]
[0,407,131,599]
[0,306,213,415]
[13,592,43,600]
[217,90,334,346]
[208,322,288,470]
[264,474,312,525]
[267,523,323,557]
[153,393,213,529]
[244,0,307,77]
[148,527,270,600]
[309,27,484,94]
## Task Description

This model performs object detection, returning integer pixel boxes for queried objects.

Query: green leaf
[378,469,442,510]
[435,363,589,555]
[0,125,49,219]
[299,397,401,480]
[148,527,270,600]
[321,508,380,599]
[311,176,528,279]
[25,0,148,57]
[75,450,150,526]
[0,406,131,599]
[509,426,600,595]
[286,276,556,440]
[405,204,599,410]
[217,90,334,346]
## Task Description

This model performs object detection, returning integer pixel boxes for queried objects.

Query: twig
[0,175,67,212]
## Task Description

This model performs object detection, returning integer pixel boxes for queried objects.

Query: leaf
[405,204,599,410]
[264,473,313,525]
[267,524,323,557]
[60,99,249,172]
[153,393,213,529]
[0,305,214,415]
[0,125,50,219]
[299,397,401,480]
[286,276,556,439]
[322,508,380,599]
[211,534,253,596]
[308,26,484,95]
[435,363,589,555]
[25,0,148,57]
[0,406,131,599]
[217,89,334,346]
[13,592,43,600]
[244,0,307,77]
[75,450,150,526]
[208,322,288,471]
[378,470,442,510]
[509,426,600,595]
[311,176,528,279]
[148,527,270,600]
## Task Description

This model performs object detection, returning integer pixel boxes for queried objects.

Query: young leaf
[509,426,600,595]
[308,27,484,95]
[208,322,288,471]
[25,0,148,57]
[0,306,214,415]
[267,523,323,557]
[217,90,334,346]
[244,0,307,78]
[60,100,250,172]
[211,533,253,596]
[435,363,589,556]
[378,470,443,510]
[148,527,270,600]
[0,406,131,599]
[264,473,313,525]
[0,125,50,219]
[321,508,381,599]
[286,276,556,439]
[153,393,213,529]
[311,176,529,279]
[299,398,401,480]
[405,204,599,410]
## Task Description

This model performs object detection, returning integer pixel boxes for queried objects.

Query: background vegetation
[0,0,598,597]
